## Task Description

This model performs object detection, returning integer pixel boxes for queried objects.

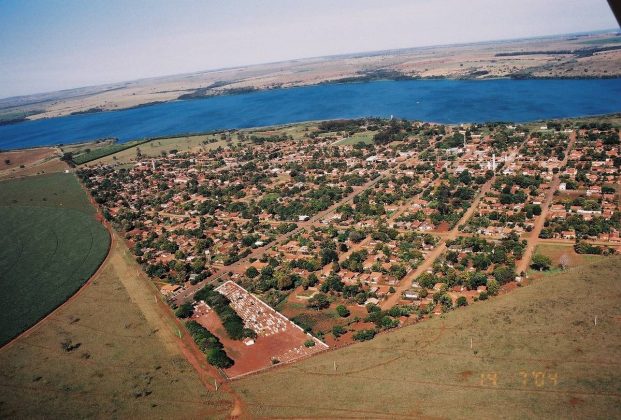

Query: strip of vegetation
[574,241,617,255]
[70,139,149,165]
[194,285,256,340]
[321,69,417,85]
[178,85,258,100]
[0,110,43,125]
[70,107,104,115]
[72,129,235,165]
[185,320,234,368]
[496,45,621,58]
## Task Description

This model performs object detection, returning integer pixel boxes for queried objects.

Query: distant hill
[1,30,620,121]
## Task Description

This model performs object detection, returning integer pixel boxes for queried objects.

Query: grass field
[528,243,606,279]
[234,256,621,418]
[84,134,234,166]
[333,131,377,146]
[0,173,110,345]
[0,231,232,418]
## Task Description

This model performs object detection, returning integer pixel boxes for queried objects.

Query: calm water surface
[2,78,621,149]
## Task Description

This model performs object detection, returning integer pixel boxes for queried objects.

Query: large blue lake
[2,78,621,150]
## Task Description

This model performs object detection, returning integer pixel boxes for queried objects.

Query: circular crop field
[0,206,110,345]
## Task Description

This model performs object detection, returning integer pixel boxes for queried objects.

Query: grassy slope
[234,256,621,419]
[0,173,109,345]
[0,232,232,418]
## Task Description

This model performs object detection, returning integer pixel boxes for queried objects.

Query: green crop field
[234,256,621,418]
[0,173,110,345]
[71,139,147,165]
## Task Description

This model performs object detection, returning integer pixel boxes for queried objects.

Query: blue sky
[0,0,617,98]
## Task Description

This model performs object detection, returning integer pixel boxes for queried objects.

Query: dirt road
[381,175,496,308]
[516,131,576,274]
[173,156,419,304]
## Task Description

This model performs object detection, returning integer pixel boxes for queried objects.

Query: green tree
[175,302,194,318]
[336,304,351,317]
[332,325,346,338]
[307,293,330,310]
[493,265,516,284]
[207,348,234,368]
[456,296,468,307]
[245,266,259,278]
[531,254,552,271]
[486,278,500,296]
[353,329,376,341]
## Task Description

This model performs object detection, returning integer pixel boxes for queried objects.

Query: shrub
[307,293,330,310]
[175,302,194,318]
[245,266,259,278]
[353,329,376,341]
[487,278,500,296]
[332,325,346,338]
[456,296,468,307]
[366,303,381,313]
[336,305,351,317]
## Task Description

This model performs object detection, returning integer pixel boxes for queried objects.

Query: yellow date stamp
[478,371,558,387]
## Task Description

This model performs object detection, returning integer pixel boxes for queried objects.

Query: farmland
[83,134,235,166]
[233,256,621,418]
[0,230,233,418]
[0,173,110,345]
[0,147,66,180]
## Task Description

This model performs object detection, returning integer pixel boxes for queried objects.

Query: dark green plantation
[0,173,109,345]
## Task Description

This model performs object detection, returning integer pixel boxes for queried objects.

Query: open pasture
[234,257,621,418]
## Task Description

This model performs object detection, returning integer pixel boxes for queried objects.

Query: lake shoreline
[2,112,620,153]
[2,78,621,151]
[15,75,621,123]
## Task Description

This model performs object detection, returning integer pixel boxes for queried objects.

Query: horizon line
[1,27,619,102]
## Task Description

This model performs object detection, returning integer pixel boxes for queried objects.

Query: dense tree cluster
[185,320,234,368]
[194,286,256,340]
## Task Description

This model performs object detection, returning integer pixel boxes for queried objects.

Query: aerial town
[77,118,621,378]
